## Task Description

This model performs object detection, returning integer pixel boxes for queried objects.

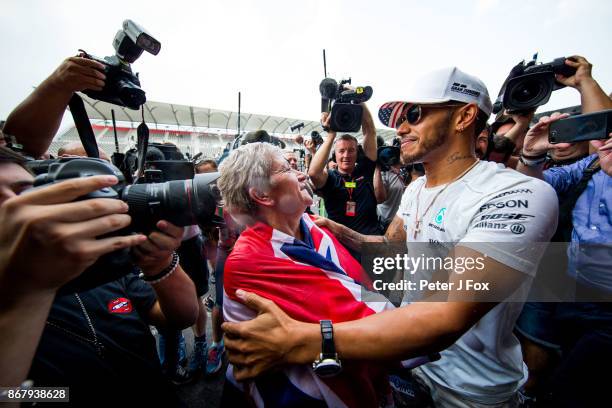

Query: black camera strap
[68,93,100,158]
[556,156,601,242]
[135,106,150,179]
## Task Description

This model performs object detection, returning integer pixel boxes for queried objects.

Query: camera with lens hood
[25,157,221,294]
[492,56,577,115]
[319,77,373,132]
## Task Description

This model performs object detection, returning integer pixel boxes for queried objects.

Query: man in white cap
[221,67,559,407]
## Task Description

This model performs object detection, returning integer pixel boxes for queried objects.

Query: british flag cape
[223,213,394,408]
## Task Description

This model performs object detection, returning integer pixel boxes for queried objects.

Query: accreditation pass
[0,387,69,403]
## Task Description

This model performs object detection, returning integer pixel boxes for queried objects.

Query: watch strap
[320,320,336,359]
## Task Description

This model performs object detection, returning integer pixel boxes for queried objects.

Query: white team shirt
[397,160,558,404]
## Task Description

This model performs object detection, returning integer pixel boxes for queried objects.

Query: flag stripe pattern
[223,214,393,407]
[378,101,407,128]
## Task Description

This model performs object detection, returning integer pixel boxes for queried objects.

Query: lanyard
[344,175,363,201]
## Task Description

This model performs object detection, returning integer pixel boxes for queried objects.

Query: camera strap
[68,93,100,158]
[556,157,601,242]
[135,106,150,179]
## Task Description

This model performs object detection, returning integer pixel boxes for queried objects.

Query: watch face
[313,359,342,378]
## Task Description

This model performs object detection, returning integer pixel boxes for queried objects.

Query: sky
[1,0,610,133]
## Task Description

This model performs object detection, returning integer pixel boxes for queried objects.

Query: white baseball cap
[378,67,492,128]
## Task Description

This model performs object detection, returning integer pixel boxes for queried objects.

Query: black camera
[492,56,576,115]
[26,157,221,293]
[320,77,373,132]
[81,20,161,110]
[310,130,324,146]
[399,163,424,185]
[376,138,401,171]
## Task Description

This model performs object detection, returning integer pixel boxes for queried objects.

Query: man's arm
[307,113,335,189]
[222,248,525,380]
[518,56,612,178]
[557,56,612,114]
[3,57,106,158]
[0,176,146,386]
[516,113,570,179]
[132,221,199,329]
[303,139,317,173]
[360,103,377,161]
[373,165,387,203]
[315,214,406,251]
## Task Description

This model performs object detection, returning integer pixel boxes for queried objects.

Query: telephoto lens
[122,172,221,233]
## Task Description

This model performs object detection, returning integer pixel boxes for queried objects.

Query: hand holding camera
[521,112,571,157]
[132,220,184,276]
[47,56,107,96]
[591,136,612,176]
[320,111,335,136]
[554,55,593,90]
[0,175,146,297]
[304,139,317,155]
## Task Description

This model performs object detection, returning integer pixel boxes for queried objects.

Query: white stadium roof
[76,93,398,140]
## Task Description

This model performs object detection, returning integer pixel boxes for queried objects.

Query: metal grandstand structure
[51,94,398,159]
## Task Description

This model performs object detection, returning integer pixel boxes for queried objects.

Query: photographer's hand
[591,135,612,177]
[555,55,593,91]
[522,112,571,157]
[307,113,336,189]
[517,113,571,179]
[304,139,317,155]
[133,221,199,329]
[505,110,535,143]
[3,57,107,158]
[555,55,612,113]
[0,175,146,386]
[0,175,146,295]
[133,220,183,275]
[47,56,107,95]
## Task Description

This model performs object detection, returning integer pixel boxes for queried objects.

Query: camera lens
[512,79,546,104]
[122,173,221,232]
[330,104,363,132]
[116,79,146,109]
[505,73,554,111]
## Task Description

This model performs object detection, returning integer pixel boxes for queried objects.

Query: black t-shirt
[319,155,382,235]
[28,273,181,407]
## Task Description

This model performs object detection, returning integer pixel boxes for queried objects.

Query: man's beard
[401,115,451,164]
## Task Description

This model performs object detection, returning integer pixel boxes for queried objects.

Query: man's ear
[456,103,479,132]
[248,187,274,208]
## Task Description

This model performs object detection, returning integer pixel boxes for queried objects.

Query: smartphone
[549,110,612,144]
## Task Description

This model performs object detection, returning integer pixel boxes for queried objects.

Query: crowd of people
[0,52,610,408]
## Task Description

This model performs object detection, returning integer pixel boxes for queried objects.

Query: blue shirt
[544,154,612,291]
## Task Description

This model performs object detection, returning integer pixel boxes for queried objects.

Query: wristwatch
[312,320,342,377]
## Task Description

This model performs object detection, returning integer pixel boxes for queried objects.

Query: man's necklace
[412,159,480,239]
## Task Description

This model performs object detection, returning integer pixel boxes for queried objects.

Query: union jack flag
[223,213,393,407]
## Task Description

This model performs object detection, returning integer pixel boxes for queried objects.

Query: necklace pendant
[413,221,421,239]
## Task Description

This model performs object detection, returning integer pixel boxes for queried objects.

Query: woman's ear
[248,187,274,208]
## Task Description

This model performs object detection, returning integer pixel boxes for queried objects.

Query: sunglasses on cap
[395,103,465,129]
